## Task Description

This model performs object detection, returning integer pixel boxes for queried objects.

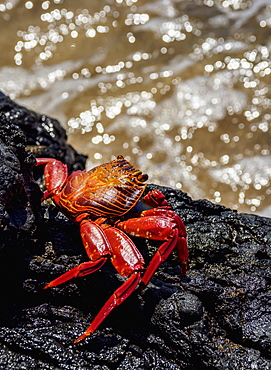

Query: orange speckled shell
[58,156,147,219]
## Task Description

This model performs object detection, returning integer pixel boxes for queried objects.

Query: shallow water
[1,0,271,215]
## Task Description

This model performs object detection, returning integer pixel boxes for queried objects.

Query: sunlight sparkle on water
[2,0,271,214]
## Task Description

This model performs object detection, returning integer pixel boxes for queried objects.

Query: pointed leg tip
[73,332,91,344]
[43,283,52,290]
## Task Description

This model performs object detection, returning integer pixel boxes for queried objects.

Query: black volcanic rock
[0,91,87,172]
[0,92,270,370]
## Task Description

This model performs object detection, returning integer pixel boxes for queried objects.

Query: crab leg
[116,211,188,289]
[140,208,188,277]
[140,229,179,287]
[74,226,144,343]
[44,258,107,289]
[140,230,189,288]
[74,272,141,344]
[44,220,112,288]
[134,190,188,275]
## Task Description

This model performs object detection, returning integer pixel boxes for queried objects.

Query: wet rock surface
[0,92,270,369]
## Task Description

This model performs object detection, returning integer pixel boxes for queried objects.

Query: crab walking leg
[138,191,189,275]
[116,213,188,289]
[140,229,179,288]
[44,259,107,289]
[140,208,188,276]
[44,220,112,288]
[176,237,189,276]
[74,226,144,344]
[74,272,141,344]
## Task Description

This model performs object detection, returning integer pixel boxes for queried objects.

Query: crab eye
[138,173,148,182]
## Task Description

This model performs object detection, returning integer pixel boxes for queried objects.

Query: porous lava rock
[0,92,270,370]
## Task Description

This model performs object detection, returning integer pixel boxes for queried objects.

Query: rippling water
[1,0,271,215]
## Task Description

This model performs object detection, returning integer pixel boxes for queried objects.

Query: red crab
[35,155,188,343]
